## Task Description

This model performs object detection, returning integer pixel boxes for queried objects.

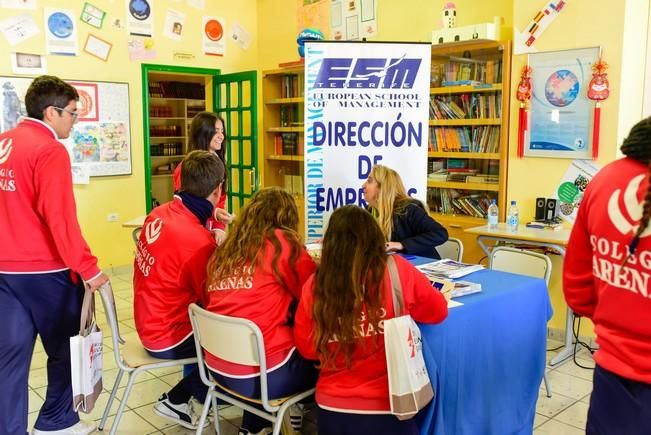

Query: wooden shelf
[428,152,500,159]
[430,212,486,226]
[150,117,185,120]
[151,174,173,178]
[149,97,205,103]
[427,180,500,191]
[150,136,184,139]
[267,127,304,133]
[266,155,304,161]
[430,84,502,95]
[263,67,304,77]
[152,155,184,158]
[429,119,501,126]
[266,97,304,105]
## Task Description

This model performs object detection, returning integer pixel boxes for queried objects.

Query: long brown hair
[312,205,387,368]
[620,117,651,266]
[367,165,413,240]
[205,187,302,290]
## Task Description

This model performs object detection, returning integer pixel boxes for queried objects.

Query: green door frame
[141,64,221,212]
[214,71,258,211]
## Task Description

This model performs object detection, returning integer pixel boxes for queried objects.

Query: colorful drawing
[47,11,73,38]
[71,124,101,162]
[99,122,129,162]
[68,82,99,121]
[2,81,26,131]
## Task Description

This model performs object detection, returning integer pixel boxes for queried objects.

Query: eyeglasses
[52,106,79,121]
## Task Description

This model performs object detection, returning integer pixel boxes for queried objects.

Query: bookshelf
[146,72,207,205]
[262,65,306,233]
[427,40,511,263]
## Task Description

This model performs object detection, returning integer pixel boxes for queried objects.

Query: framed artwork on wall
[526,46,600,159]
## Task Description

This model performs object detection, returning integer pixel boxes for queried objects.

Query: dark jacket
[391,200,448,259]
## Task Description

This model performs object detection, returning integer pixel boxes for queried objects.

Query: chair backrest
[489,246,552,284]
[436,237,464,262]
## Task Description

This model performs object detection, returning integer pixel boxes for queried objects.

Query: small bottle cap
[511,200,516,205]
[491,199,496,204]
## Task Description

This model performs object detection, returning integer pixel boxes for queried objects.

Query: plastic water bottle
[507,200,519,232]
[487,199,499,230]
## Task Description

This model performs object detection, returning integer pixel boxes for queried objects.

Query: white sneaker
[153,393,208,430]
[32,420,96,434]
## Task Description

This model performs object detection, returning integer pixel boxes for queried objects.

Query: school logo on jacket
[0,138,12,164]
[145,218,163,244]
[608,174,651,238]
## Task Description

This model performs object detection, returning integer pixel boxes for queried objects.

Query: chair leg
[99,368,125,430]
[211,394,220,435]
[543,371,552,398]
[272,401,294,435]
[196,391,212,435]
[109,370,139,435]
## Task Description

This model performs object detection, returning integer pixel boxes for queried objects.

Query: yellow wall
[0,0,259,269]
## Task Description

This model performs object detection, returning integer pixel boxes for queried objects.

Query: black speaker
[535,197,546,221]
[545,198,558,221]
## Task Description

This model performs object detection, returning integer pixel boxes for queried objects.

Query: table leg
[131,227,141,245]
[549,306,575,366]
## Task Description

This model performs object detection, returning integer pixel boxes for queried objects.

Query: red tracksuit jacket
[204,229,316,376]
[564,157,651,384]
[294,255,448,413]
[133,197,216,351]
[0,118,101,281]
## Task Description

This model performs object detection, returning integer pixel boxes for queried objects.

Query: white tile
[162,421,237,435]
[158,372,183,387]
[97,409,158,434]
[555,401,589,430]
[30,351,48,370]
[28,411,39,431]
[534,413,549,429]
[535,390,576,418]
[580,393,591,404]
[28,367,48,389]
[116,378,171,409]
[131,403,178,431]
[28,389,44,413]
[544,370,593,400]
[554,360,595,382]
[534,418,585,435]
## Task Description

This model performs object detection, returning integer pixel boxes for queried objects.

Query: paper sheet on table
[448,299,463,308]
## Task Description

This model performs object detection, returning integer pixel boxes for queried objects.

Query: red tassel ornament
[587,57,609,160]
[516,65,532,158]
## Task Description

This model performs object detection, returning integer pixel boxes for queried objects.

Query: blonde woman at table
[563,117,651,435]
[362,165,448,259]
[294,205,448,435]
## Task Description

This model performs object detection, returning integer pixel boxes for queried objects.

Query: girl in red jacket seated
[294,205,448,435]
[564,117,651,435]
[204,187,317,435]
[173,112,232,244]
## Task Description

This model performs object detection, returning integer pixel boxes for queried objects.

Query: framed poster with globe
[526,47,600,159]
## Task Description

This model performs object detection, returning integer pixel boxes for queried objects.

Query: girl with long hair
[204,187,317,435]
[173,112,232,244]
[294,205,448,435]
[564,117,651,435]
[363,164,448,258]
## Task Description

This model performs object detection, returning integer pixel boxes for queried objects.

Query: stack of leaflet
[429,276,482,298]
[416,259,484,279]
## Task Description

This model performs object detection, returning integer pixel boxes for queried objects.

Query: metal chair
[435,237,464,262]
[489,246,553,397]
[189,303,315,435]
[97,283,197,435]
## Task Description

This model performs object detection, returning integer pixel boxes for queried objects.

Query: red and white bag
[384,256,434,420]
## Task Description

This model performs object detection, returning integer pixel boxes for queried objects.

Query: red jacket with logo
[0,118,101,281]
[294,255,448,413]
[204,229,316,376]
[564,157,651,384]
[173,163,226,232]
[133,197,216,351]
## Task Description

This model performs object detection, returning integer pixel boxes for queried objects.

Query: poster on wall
[0,77,132,177]
[297,0,329,37]
[551,159,600,224]
[44,9,79,55]
[330,0,377,41]
[303,41,431,241]
[526,47,599,159]
[163,9,185,41]
[202,16,225,56]
[0,14,39,46]
[126,0,154,37]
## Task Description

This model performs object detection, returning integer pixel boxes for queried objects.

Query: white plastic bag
[70,289,103,413]
[384,256,434,420]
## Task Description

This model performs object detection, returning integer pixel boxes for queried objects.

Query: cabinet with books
[262,65,306,230]
[426,40,511,263]
[147,72,207,204]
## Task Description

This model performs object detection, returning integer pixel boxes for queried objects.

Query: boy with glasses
[0,75,108,434]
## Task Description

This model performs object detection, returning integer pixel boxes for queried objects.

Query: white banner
[303,41,431,242]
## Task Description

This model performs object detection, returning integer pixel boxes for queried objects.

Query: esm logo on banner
[313,56,422,89]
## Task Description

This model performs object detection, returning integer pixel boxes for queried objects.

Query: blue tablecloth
[407,257,552,435]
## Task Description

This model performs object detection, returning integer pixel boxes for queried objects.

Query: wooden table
[465,223,573,366]
[122,216,145,244]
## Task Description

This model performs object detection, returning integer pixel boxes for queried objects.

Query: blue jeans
[0,270,84,435]
[210,349,317,432]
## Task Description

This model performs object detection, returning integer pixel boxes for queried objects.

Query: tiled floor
[25,266,595,434]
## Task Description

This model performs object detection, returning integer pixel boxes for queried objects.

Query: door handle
[249,167,256,190]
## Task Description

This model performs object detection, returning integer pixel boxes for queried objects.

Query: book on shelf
[429,126,500,153]
[526,220,563,231]
[465,174,499,183]
[284,174,303,196]
[417,259,485,280]
[273,133,304,156]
